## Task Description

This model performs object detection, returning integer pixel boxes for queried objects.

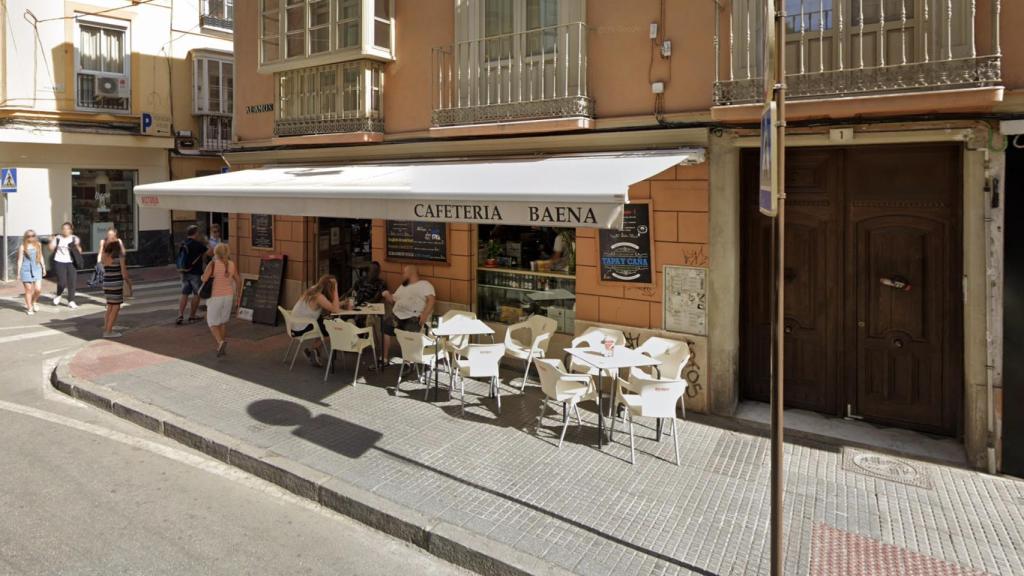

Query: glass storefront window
[71,169,138,252]
[476,225,577,333]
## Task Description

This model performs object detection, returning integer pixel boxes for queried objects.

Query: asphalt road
[0,278,468,576]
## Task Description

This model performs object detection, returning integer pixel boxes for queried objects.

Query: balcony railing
[200,115,231,151]
[201,0,234,31]
[432,22,592,127]
[713,0,1001,105]
[275,60,384,137]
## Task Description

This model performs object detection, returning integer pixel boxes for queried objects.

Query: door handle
[880,275,912,292]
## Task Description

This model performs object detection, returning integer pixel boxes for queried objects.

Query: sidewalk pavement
[54,319,1024,576]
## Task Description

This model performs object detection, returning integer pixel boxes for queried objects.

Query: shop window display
[72,169,138,252]
[477,225,576,333]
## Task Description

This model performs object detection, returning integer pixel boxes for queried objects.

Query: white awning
[135,149,703,229]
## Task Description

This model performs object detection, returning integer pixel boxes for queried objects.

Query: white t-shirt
[53,234,79,263]
[392,280,435,320]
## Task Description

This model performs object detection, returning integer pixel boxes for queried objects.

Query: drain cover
[842,448,932,489]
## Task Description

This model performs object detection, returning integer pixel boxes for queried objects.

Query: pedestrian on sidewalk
[207,223,223,253]
[290,275,344,367]
[100,239,131,338]
[49,222,81,309]
[89,228,126,289]
[202,243,241,357]
[16,229,45,315]
[176,225,207,324]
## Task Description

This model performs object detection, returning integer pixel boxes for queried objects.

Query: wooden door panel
[845,144,961,436]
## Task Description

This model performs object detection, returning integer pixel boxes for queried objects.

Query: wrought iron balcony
[713,0,1002,106]
[200,0,234,31]
[275,60,384,137]
[431,22,592,127]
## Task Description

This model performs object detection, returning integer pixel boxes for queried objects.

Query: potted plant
[484,240,502,268]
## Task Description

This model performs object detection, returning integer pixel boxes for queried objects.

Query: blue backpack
[176,241,201,273]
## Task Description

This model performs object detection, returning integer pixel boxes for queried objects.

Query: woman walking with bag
[16,230,45,315]
[100,240,131,338]
[90,228,126,288]
[201,243,241,357]
[49,222,82,309]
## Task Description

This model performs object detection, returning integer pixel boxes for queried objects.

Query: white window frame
[201,0,235,31]
[193,52,234,116]
[74,14,131,114]
[259,0,395,73]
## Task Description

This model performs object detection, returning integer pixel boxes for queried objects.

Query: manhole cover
[842,449,932,489]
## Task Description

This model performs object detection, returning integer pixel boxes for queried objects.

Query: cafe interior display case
[476,225,576,333]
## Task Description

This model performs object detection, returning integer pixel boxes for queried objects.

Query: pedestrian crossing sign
[1,168,16,193]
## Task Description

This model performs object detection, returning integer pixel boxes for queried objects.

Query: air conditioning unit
[94,76,130,98]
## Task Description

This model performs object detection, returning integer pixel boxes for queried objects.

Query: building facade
[179,0,1018,471]
[0,0,233,271]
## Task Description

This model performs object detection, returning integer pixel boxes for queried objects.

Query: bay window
[260,0,395,72]
[193,53,234,150]
[75,18,130,113]
[275,60,384,136]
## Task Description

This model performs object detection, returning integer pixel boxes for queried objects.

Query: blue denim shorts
[181,273,203,295]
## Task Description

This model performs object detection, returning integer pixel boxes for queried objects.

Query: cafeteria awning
[135,149,703,229]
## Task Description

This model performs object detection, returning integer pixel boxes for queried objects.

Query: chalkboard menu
[252,254,287,326]
[598,202,654,284]
[385,221,447,262]
[251,214,274,248]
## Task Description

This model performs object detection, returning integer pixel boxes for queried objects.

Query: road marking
[0,330,65,345]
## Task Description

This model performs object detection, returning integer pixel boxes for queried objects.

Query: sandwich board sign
[1,168,16,193]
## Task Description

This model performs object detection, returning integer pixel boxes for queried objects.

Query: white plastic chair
[567,326,627,375]
[279,306,324,371]
[613,377,687,465]
[534,359,595,448]
[616,337,693,419]
[453,343,505,415]
[503,315,558,393]
[437,309,478,362]
[322,319,376,385]
[394,328,446,399]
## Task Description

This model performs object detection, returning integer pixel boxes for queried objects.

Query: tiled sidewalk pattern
[68,321,1024,576]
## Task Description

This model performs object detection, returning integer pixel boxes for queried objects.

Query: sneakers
[67,301,78,310]
[26,309,34,316]
[53,295,62,306]
[102,331,122,338]
[32,303,39,312]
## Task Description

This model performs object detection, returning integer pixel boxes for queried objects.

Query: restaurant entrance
[317,218,372,295]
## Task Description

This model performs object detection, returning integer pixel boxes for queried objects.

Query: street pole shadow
[247,398,382,459]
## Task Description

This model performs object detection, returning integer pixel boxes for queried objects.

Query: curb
[52,359,576,576]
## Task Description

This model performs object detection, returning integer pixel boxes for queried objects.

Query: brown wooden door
[741,144,962,436]
[740,149,842,414]
[845,146,962,435]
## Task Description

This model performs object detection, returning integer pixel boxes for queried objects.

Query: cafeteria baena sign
[413,203,599,225]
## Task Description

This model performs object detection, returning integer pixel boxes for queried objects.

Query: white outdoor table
[429,317,495,401]
[330,302,385,317]
[563,345,661,449]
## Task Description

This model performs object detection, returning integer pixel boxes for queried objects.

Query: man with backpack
[176,225,208,324]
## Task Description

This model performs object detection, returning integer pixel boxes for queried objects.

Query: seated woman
[290,275,344,367]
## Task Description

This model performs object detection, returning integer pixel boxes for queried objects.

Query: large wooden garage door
[740,145,962,436]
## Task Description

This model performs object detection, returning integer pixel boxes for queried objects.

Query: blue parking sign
[1,168,16,193]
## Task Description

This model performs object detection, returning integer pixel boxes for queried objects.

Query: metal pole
[771,0,787,573]
[2,192,7,283]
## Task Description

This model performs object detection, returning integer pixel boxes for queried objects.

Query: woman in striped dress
[100,240,132,338]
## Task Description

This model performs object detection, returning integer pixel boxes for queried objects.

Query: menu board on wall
[252,254,287,326]
[385,221,447,262]
[598,202,654,284]
[251,214,274,248]
[664,265,707,336]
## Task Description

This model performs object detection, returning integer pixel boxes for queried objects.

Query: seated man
[381,265,436,364]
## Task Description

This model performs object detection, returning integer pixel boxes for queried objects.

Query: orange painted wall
[232,0,276,142]
[229,214,316,304]
[575,162,710,331]
[371,220,474,308]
